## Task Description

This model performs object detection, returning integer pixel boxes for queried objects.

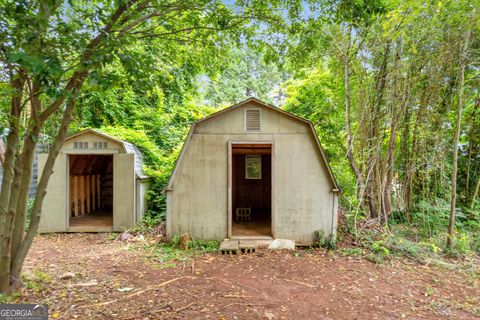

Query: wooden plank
[69,176,73,216]
[86,175,91,213]
[73,176,79,217]
[271,142,276,238]
[232,143,271,148]
[79,175,85,216]
[228,142,232,238]
[232,148,271,155]
[97,175,101,208]
[91,174,96,211]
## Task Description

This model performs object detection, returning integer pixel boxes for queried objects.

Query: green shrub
[314,230,336,249]
[443,232,478,257]
[370,240,390,256]
[96,126,175,224]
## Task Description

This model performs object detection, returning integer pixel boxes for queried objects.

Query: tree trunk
[471,175,480,210]
[10,125,43,266]
[465,101,478,199]
[343,26,367,206]
[447,30,471,248]
[0,140,5,166]
[383,38,404,224]
[9,96,82,291]
[366,40,390,220]
[0,77,24,293]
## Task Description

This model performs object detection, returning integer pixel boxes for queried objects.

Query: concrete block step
[219,239,239,255]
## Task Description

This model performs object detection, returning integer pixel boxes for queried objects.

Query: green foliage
[388,198,480,244]
[343,216,479,265]
[284,0,480,255]
[94,126,173,221]
[370,240,390,256]
[203,46,287,106]
[24,198,34,231]
[410,200,452,238]
[314,230,336,249]
[444,232,480,257]
[338,247,364,257]
[130,215,165,235]
[284,66,357,203]
[147,237,219,265]
[22,270,52,294]
[0,292,20,304]
[334,0,388,26]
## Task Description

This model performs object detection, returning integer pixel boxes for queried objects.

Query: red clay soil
[20,234,479,319]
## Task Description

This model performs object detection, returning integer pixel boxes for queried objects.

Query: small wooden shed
[38,129,150,232]
[166,98,340,245]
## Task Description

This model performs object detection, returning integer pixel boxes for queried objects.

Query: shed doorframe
[227,141,275,238]
[66,153,115,231]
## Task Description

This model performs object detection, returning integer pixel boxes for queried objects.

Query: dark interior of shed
[69,154,113,228]
[232,144,272,237]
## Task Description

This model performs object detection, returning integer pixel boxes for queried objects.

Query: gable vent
[73,141,88,149]
[93,141,108,149]
[245,109,261,131]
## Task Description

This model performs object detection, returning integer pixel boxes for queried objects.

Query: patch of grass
[338,247,364,257]
[130,216,164,234]
[293,251,304,257]
[147,237,219,266]
[364,253,386,264]
[22,270,52,294]
[106,232,120,241]
[0,292,21,303]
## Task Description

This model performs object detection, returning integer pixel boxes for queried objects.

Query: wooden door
[113,154,135,231]
[38,154,68,232]
[232,154,271,213]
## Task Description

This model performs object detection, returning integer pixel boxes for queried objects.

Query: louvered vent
[73,141,88,149]
[93,141,108,149]
[245,109,261,131]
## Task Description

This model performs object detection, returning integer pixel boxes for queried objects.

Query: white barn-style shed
[38,129,150,233]
[166,98,340,245]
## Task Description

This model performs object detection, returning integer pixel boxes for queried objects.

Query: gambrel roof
[167,97,340,192]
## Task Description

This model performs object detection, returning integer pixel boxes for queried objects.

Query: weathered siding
[168,102,338,244]
[273,133,335,243]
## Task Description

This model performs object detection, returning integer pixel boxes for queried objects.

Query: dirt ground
[20,233,480,319]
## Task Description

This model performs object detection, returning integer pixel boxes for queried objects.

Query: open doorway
[69,155,113,229]
[231,144,272,237]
